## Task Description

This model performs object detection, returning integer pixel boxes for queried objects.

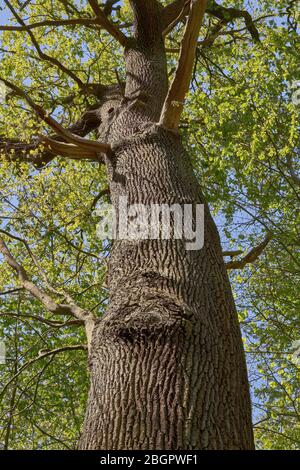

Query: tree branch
[163,0,190,36]
[162,0,190,33]
[162,0,260,42]
[159,0,207,130]
[206,0,260,42]
[287,154,300,187]
[103,0,120,16]
[225,234,272,270]
[0,345,88,400]
[90,187,111,210]
[87,0,128,46]
[222,249,243,258]
[0,17,112,32]
[0,77,111,164]
[0,312,83,328]
[0,237,95,347]
[0,97,111,166]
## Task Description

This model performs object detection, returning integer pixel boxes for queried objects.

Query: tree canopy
[0,0,299,449]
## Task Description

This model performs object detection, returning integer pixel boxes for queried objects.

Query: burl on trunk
[78,0,254,450]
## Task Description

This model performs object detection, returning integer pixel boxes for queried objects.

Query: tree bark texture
[78,1,254,450]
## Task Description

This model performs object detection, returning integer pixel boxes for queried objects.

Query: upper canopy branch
[3,0,127,47]
[87,0,128,46]
[206,0,260,42]
[162,0,260,42]
[159,0,207,130]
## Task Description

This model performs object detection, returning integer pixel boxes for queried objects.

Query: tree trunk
[78,3,254,450]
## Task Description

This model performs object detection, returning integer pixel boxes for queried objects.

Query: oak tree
[0,0,298,450]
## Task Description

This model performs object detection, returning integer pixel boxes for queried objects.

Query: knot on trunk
[96,294,196,343]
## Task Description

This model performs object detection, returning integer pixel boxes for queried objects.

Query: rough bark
[78,1,254,450]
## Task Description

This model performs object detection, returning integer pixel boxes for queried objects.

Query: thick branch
[206,0,260,42]
[159,0,207,130]
[0,77,111,165]
[225,234,272,270]
[162,0,260,42]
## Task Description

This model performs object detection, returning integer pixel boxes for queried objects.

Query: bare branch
[0,136,100,167]
[162,0,261,42]
[87,0,128,46]
[159,0,207,130]
[0,312,83,328]
[225,234,272,270]
[0,77,111,161]
[0,103,104,166]
[222,249,243,258]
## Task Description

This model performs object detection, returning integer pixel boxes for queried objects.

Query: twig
[0,345,87,400]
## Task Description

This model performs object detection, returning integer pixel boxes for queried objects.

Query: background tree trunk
[78,1,254,450]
